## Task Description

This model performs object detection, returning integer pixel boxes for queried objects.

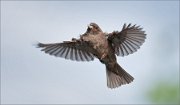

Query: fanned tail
[106,62,134,89]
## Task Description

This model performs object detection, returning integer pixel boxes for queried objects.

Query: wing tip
[36,42,45,48]
[123,23,145,31]
[32,41,41,48]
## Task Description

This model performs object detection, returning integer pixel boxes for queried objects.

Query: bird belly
[99,52,116,64]
[82,34,115,63]
[96,41,117,64]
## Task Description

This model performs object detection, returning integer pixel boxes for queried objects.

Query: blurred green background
[147,82,179,104]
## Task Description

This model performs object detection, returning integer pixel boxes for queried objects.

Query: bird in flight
[36,23,146,89]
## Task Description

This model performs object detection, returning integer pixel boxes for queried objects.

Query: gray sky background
[1,1,179,104]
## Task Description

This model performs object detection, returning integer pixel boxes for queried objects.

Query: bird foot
[101,53,107,60]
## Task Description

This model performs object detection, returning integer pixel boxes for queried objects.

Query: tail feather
[106,63,134,89]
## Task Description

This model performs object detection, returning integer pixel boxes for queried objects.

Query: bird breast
[82,33,113,61]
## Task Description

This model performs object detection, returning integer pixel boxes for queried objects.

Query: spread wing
[107,23,146,56]
[36,39,95,61]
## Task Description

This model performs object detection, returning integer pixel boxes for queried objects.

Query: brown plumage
[36,23,146,89]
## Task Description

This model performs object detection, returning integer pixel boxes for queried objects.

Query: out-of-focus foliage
[147,82,180,104]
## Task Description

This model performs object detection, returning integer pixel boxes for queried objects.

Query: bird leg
[100,53,107,60]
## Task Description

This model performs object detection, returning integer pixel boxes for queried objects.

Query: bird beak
[88,25,93,29]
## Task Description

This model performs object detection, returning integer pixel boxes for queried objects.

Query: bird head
[86,23,102,34]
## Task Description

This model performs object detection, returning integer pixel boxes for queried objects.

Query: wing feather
[107,23,146,56]
[37,39,95,61]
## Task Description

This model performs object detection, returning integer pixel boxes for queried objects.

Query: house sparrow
[36,23,146,89]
